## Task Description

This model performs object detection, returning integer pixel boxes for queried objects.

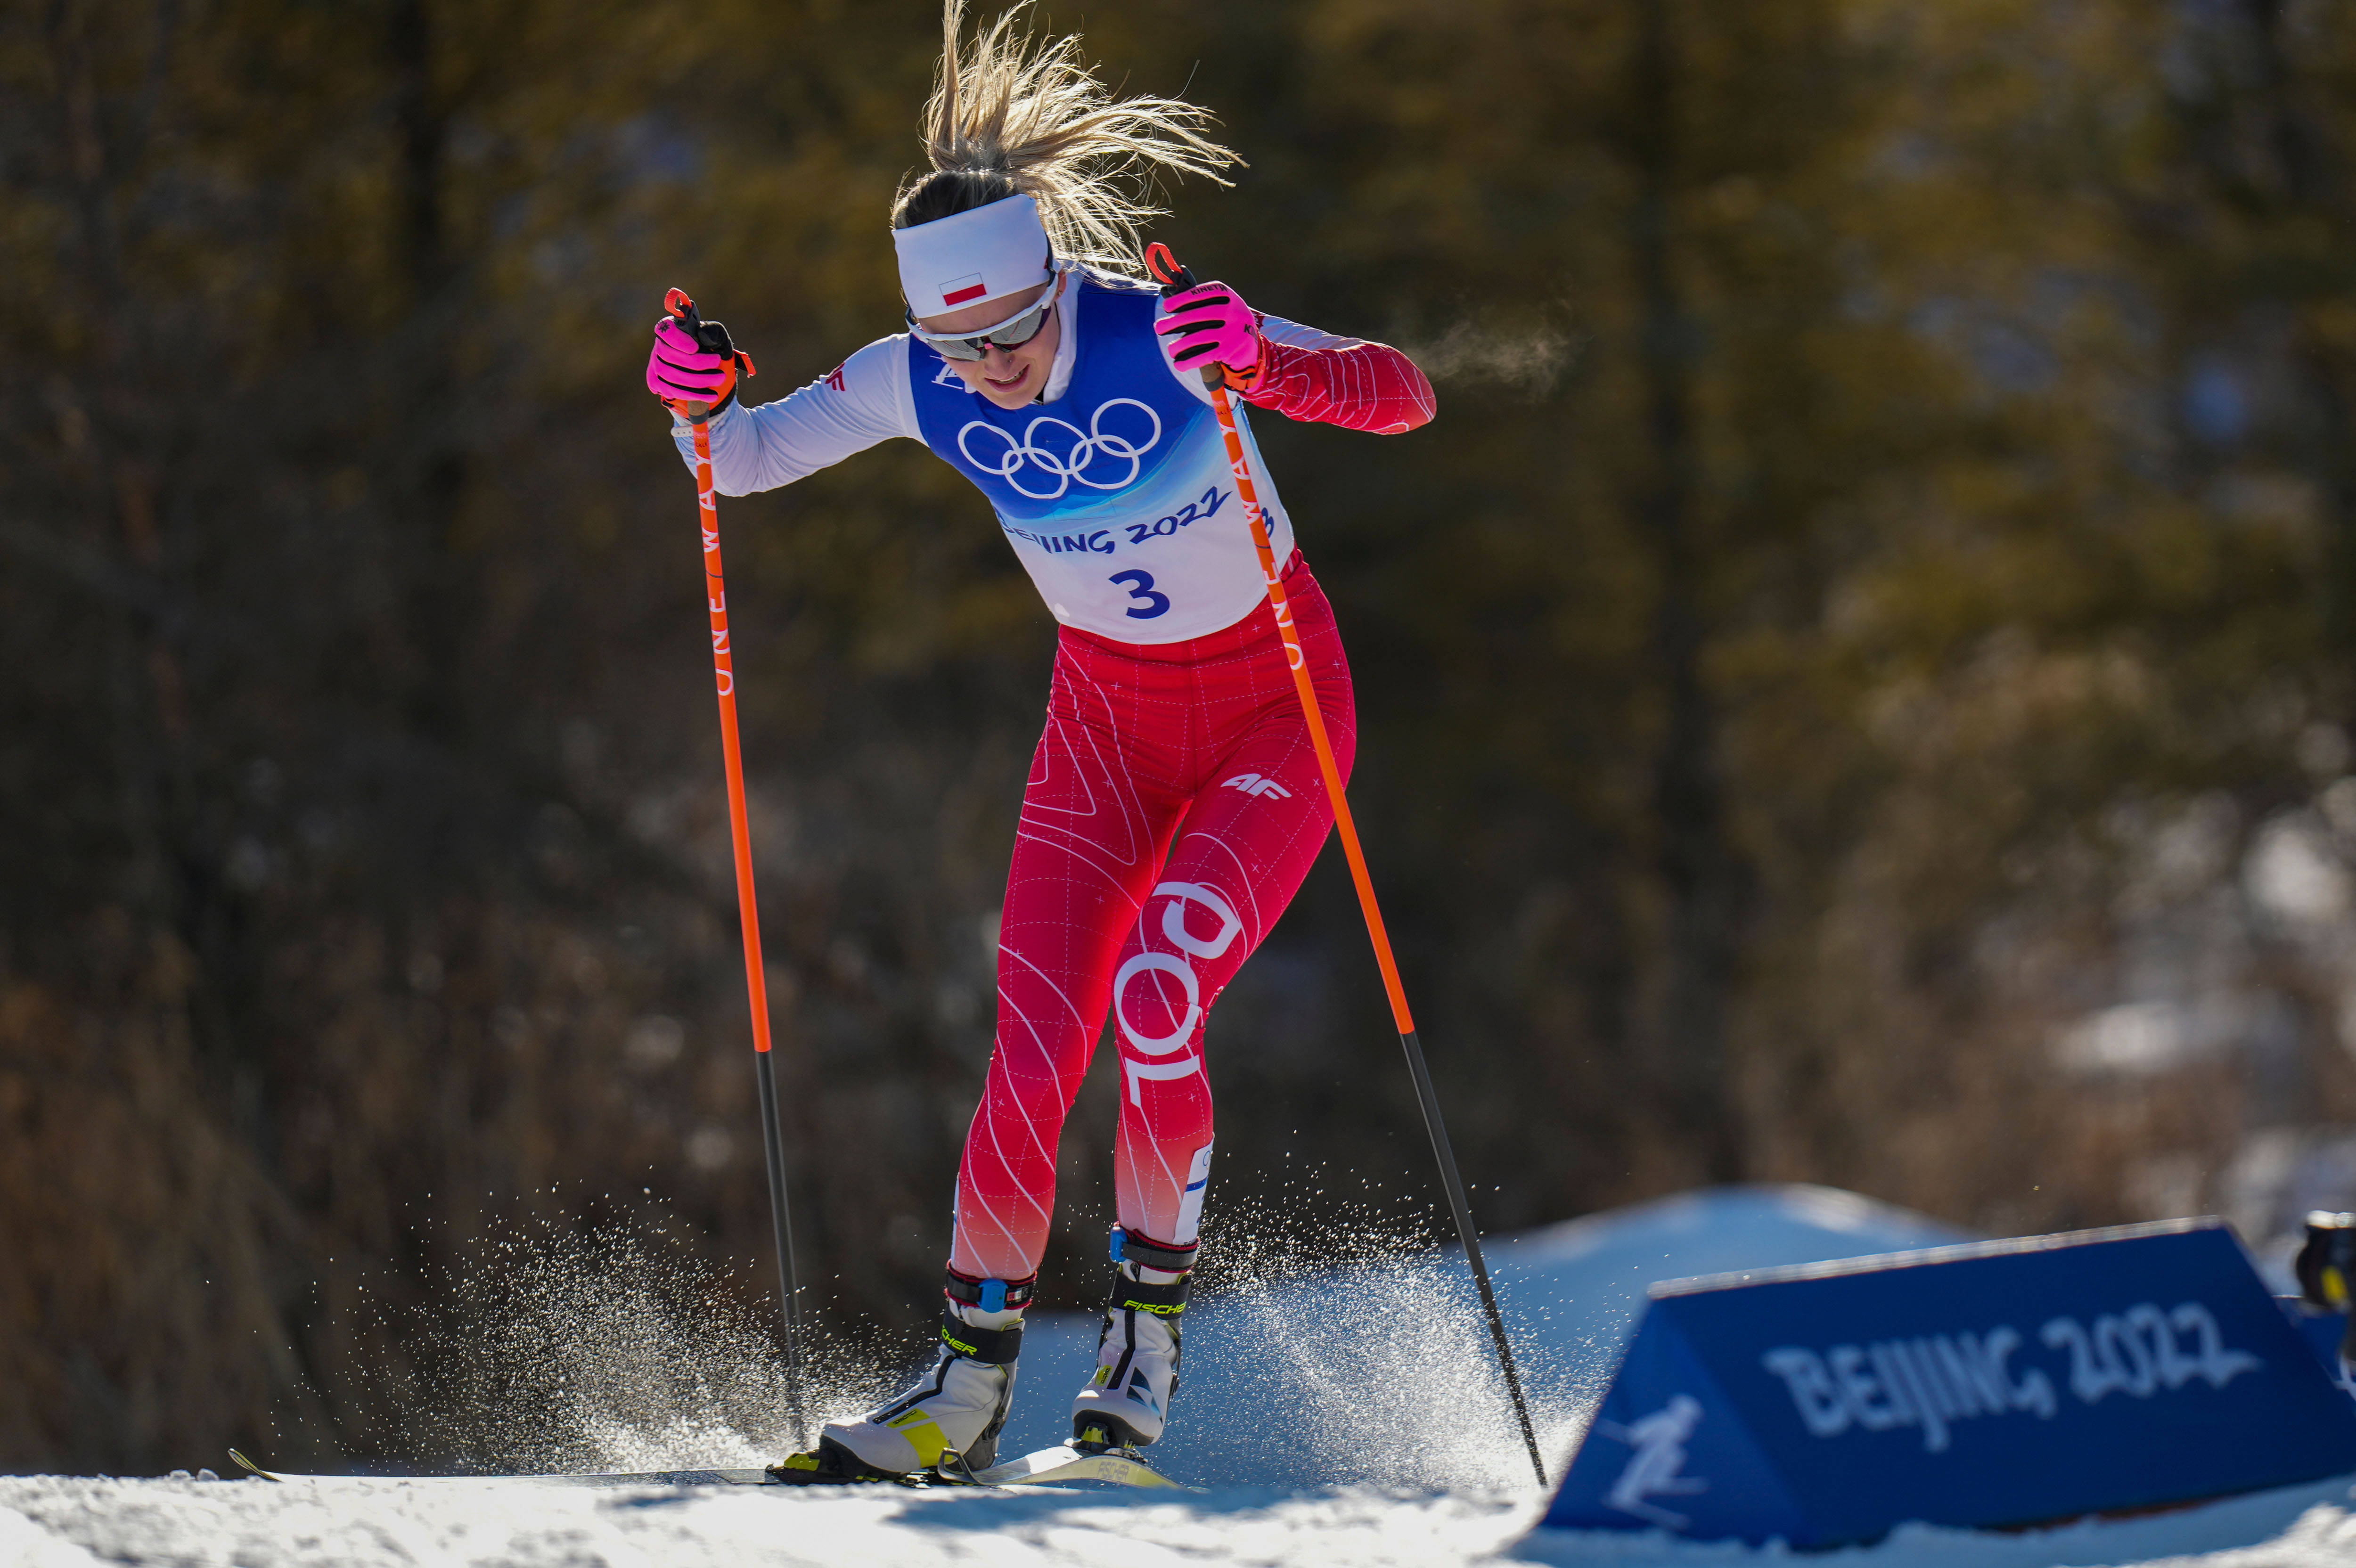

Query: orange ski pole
[662,288,806,1447]
[1144,245,1546,1486]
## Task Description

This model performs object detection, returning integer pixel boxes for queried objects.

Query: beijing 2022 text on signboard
[1543,1219,2356,1548]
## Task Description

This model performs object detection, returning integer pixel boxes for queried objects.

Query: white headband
[894,192,1055,318]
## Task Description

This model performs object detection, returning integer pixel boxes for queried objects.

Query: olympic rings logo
[957,398,1162,500]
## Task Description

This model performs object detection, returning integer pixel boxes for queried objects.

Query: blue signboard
[1543,1219,2356,1547]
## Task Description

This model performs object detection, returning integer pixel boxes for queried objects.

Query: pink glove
[1154,281,1262,385]
[646,315,737,406]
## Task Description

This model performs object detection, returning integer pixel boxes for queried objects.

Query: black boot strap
[1111,1228,1198,1274]
[940,1308,1023,1365]
[943,1269,1036,1312]
[1107,1270,1190,1315]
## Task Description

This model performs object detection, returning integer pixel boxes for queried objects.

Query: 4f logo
[1222,773,1291,800]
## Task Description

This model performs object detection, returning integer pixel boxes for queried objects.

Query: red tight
[948,555,1354,1283]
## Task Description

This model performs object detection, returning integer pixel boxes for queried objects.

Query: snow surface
[11,1471,2356,1568]
[11,1182,2356,1567]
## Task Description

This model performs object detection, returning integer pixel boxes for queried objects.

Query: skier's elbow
[1349,350,1435,435]
[1392,363,1437,433]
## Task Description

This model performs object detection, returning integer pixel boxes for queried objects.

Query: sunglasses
[905,290,1056,361]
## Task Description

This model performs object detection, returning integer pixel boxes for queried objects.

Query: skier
[645,0,1435,1481]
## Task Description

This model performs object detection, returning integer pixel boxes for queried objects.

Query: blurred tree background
[9,0,2356,1473]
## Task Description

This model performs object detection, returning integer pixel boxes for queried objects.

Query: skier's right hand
[647,315,740,413]
[1154,280,1262,390]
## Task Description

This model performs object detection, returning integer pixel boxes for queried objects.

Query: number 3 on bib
[1110,569,1170,620]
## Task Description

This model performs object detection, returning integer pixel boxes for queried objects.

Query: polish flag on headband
[894,192,1055,318]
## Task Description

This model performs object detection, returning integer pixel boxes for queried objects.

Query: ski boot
[770,1272,1030,1485]
[2296,1210,2356,1364]
[1070,1229,1193,1452]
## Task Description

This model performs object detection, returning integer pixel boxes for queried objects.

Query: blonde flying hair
[892,0,1242,273]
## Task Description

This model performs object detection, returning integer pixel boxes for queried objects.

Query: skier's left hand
[1154,281,1262,389]
[648,314,744,412]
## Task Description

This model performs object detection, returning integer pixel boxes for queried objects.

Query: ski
[229,1444,1186,1491]
[230,1449,788,1488]
[939,1440,1192,1490]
